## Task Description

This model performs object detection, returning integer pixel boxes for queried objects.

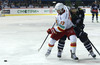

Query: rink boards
[2,8,100,16]
[4,14,100,16]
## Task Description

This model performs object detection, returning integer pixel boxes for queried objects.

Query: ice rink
[0,15,100,65]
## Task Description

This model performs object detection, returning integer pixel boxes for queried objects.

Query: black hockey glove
[76,19,81,24]
[80,24,85,30]
[73,24,85,31]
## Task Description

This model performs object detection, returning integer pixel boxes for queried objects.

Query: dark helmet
[70,3,78,9]
[70,4,78,13]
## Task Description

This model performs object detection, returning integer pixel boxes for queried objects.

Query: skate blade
[45,55,49,57]
[71,58,79,61]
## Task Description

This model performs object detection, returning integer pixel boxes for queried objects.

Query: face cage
[71,9,77,13]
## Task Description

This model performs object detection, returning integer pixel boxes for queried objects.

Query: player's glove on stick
[47,28,57,34]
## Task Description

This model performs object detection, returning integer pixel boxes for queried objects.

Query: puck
[4,60,7,62]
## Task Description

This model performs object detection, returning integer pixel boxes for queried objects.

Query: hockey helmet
[55,3,64,13]
[70,4,78,13]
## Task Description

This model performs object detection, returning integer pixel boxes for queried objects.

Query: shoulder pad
[79,8,83,10]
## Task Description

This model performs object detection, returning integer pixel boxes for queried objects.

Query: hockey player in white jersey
[45,3,78,60]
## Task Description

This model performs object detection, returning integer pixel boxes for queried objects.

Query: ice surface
[0,15,100,65]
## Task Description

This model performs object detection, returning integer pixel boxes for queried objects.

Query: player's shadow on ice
[57,58,100,63]
[78,58,100,63]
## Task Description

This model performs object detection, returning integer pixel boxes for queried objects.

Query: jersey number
[60,21,65,25]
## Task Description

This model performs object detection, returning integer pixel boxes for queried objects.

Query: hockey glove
[76,19,81,24]
[80,24,85,30]
[47,28,57,34]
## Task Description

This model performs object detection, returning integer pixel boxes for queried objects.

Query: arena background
[0,0,100,16]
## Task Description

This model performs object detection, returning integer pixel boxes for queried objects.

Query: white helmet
[55,3,64,12]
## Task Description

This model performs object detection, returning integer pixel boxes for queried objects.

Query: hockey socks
[70,43,76,53]
[83,40,96,58]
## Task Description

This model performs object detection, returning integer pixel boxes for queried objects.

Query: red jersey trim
[57,27,64,32]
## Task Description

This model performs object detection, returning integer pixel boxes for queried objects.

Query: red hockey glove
[47,28,57,34]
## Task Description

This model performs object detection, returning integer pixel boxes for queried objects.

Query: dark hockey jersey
[0,5,2,11]
[91,4,99,13]
[70,8,85,30]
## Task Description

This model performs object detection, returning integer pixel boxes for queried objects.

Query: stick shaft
[90,42,100,55]
[38,23,56,52]
[38,34,49,51]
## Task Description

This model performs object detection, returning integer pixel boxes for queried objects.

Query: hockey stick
[38,22,56,52]
[77,27,100,56]
[90,42,100,56]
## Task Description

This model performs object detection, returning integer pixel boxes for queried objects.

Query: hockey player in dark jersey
[0,2,2,16]
[57,6,96,59]
[0,5,2,11]
[0,1,2,9]
[0,2,2,11]
[91,1,100,23]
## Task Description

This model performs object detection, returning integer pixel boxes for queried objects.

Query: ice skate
[70,50,79,60]
[92,20,94,23]
[97,20,99,23]
[89,51,96,58]
[57,49,62,58]
[71,53,79,60]
[45,49,51,57]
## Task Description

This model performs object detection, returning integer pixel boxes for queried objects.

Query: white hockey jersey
[54,6,73,32]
